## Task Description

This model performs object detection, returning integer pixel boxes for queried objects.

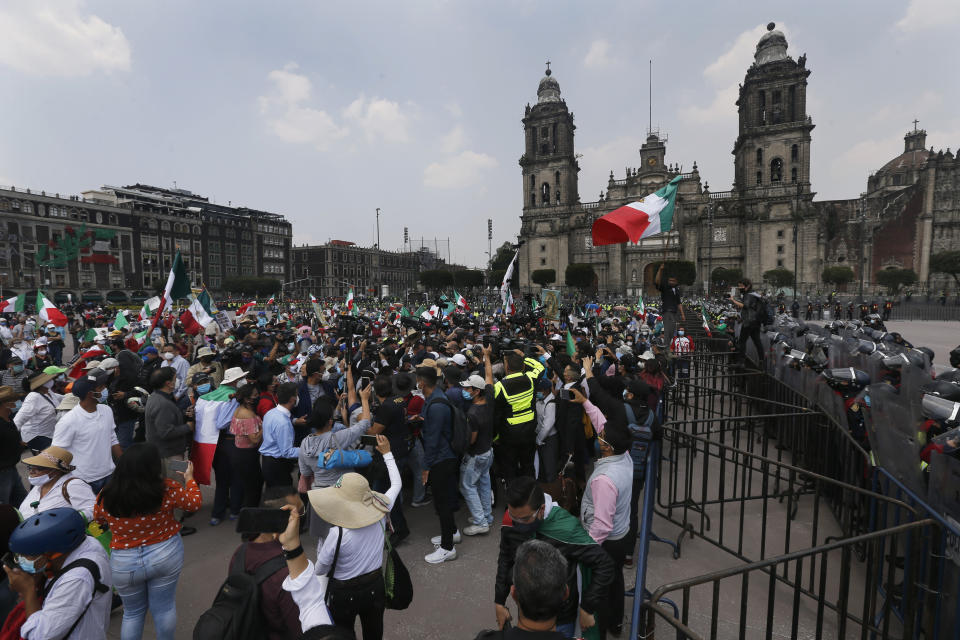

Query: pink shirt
[587,474,618,543]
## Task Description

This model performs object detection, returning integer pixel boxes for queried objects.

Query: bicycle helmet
[8,508,87,557]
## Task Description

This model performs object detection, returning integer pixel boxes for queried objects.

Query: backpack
[431,395,472,456]
[40,558,110,639]
[624,402,656,478]
[192,543,287,640]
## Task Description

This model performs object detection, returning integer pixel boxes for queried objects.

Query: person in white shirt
[4,508,113,640]
[160,344,190,401]
[15,369,66,451]
[18,446,96,520]
[52,370,122,494]
[307,434,400,640]
[535,378,559,482]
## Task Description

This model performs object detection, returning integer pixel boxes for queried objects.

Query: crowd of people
[0,263,955,640]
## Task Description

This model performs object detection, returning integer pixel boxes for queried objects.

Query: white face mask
[42,380,55,389]
[28,473,50,487]
[163,352,175,360]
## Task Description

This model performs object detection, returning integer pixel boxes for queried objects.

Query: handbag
[382,523,413,609]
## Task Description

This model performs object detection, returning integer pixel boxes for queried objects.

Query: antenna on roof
[648,60,652,135]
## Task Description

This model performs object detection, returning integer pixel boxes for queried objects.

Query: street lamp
[793,182,801,302]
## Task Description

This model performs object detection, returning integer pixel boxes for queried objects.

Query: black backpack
[192,543,287,640]
[431,395,472,456]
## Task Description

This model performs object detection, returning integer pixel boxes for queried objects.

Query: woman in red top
[94,443,201,640]
[255,372,278,419]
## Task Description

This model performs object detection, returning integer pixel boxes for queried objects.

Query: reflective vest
[494,357,545,428]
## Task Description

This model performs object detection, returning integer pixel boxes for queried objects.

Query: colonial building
[290,241,422,299]
[517,23,960,298]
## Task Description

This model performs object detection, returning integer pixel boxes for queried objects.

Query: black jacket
[494,518,614,622]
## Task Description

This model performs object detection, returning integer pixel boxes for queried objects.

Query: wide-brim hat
[57,394,79,411]
[22,446,75,472]
[0,386,18,404]
[196,347,215,358]
[222,367,246,386]
[308,473,390,529]
[30,371,59,390]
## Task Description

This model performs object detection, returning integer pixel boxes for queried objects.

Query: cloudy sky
[1,0,958,267]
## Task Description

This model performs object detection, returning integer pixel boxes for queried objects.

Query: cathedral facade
[517,24,959,298]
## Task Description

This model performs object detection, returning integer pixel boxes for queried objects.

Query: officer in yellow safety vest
[493,347,546,483]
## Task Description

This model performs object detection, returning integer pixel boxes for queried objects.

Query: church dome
[755,22,789,66]
[537,65,562,104]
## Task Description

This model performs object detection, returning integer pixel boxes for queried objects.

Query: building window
[791,167,798,182]
[756,171,762,186]
[541,183,550,205]
[777,245,785,254]
[758,90,766,125]
[530,175,536,191]
[756,148,763,164]
[540,258,546,266]
[791,144,798,162]
[540,244,546,252]
[552,123,558,152]
[788,85,796,121]
[777,259,784,267]
[108,213,117,225]
[770,158,783,183]
[777,230,784,238]
[631,269,637,282]
[893,174,902,186]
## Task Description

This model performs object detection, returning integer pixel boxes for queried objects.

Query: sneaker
[411,496,432,507]
[462,524,490,536]
[424,546,457,564]
[209,518,222,526]
[228,513,239,521]
[430,530,461,546]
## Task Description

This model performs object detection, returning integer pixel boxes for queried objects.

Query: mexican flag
[37,291,68,326]
[591,175,682,245]
[191,385,237,485]
[454,290,470,311]
[124,329,150,354]
[0,296,24,313]
[345,288,355,315]
[637,296,646,322]
[150,251,192,335]
[267,296,275,304]
[237,300,256,317]
[113,310,129,330]
[139,296,160,321]
[500,249,518,310]
[400,306,411,318]
[701,306,712,337]
[310,293,323,324]
[180,289,216,335]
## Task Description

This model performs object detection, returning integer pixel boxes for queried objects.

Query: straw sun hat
[308,473,390,529]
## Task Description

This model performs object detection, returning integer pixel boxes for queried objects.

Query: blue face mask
[13,400,22,412]
[535,391,545,400]
[196,383,211,395]
[99,388,109,404]
[461,389,472,401]
[16,556,41,574]
[287,343,295,351]
[12,364,24,374]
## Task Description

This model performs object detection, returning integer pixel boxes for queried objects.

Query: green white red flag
[0,296,24,314]
[592,175,682,245]
[345,288,356,315]
[180,289,217,335]
[37,291,68,326]
[150,251,191,335]
[454,290,470,311]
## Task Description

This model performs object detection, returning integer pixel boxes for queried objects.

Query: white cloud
[680,24,773,124]
[583,39,613,70]
[343,96,411,143]
[439,125,468,154]
[579,136,645,197]
[444,101,463,118]
[896,0,960,32]
[258,66,412,149]
[0,0,131,76]
[423,151,498,189]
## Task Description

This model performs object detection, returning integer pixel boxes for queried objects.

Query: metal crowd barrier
[628,333,960,639]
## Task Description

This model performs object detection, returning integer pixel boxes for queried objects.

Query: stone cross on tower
[913,119,920,132]
[545,60,551,74]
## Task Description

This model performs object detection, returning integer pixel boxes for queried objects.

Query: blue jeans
[88,474,112,495]
[116,419,136,450]
[459,449,494,527]
[556,622,575,637]
[409,438,426,502]
[111,534,184,640]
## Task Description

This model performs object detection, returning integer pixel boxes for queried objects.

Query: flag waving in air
[237,300,256,317]
[637,296,646,322]
[0,296,24,314]
[701,306,713,337]
[37,291,68,326]
[591,176,682,245]
[266,296,276,305]
[180,289,217,335]
[138,296,160,321]
[454,290,470,311]
[345,287,356,315]
[150,250,192,334]
[500,248,519,312]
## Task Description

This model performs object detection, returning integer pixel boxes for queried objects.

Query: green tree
[875,268,918,294]
[531,269,556,288]
[930,250,960,290]
[821,265,855,287]
[490,270,507,289]
[453,269,485,289]
[489,242,516,272]
[222,276,282,297]
[711,267,743,287]
[762,268,795,289]
[662,260,697,286]
[419,269,454,290]
[565,263,596,290]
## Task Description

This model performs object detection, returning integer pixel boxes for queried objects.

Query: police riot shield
[870,397,926,497]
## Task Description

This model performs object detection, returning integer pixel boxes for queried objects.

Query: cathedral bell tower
[520,63,579,210]
[733,23,813,197]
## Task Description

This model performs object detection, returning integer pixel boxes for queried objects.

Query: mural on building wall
[36,224,118,268]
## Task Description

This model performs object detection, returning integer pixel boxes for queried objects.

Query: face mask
[43,380,55,390]
[13,400,22,412]
[163,352,174,360]
[196,383,211,395]
[37,349,47,356]
[535,391,545,400]
[461,389,472,401]
[16,556,42,574]
[294,396,299,408]
[12,364,24,374]
[28,473,50,487]
[677,331,684,336]
[287,342,295,351]
[622,390,630,400]
[511,514,542,534]
[99,388,109,404]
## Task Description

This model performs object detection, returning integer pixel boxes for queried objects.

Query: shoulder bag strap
[45,558,109,638]
[230,542,248,575]
[326,527,344,580]
[252,554,288,585]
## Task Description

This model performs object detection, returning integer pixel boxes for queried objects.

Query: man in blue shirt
[418,366,458,564]
[260,382,300,489]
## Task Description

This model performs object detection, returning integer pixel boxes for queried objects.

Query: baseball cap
[99,357,119,371]
[460,374,487,390]
[451,353,468,367]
